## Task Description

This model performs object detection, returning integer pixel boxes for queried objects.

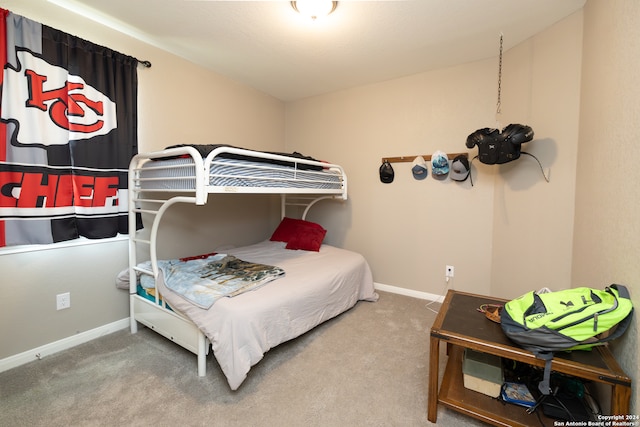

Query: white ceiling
[53,0,586,102]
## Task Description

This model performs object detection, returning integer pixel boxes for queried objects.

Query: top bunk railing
[129,145,347,205]
[130,145,207,203]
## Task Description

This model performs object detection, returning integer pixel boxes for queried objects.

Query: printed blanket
[139,254,285,309]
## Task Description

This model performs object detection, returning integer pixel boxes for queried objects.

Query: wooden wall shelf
[382,152,468,163]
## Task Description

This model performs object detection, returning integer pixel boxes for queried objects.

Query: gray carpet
[0,292,486,427]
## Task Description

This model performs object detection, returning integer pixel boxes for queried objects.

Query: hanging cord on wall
[469,153,549,184]
[521,152,551,182]
[469,156,477,187]
[495,33,503,127]
[425,277,451,314]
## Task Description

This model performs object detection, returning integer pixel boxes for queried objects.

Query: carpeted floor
[0,291,487,427]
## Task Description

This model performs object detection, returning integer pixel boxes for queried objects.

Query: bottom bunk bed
[126,238,378,390]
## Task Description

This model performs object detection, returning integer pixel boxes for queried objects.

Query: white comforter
[154,240,378,390]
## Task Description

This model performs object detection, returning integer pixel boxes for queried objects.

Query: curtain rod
[137,59,151,68]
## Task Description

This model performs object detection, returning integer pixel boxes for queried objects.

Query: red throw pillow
[269,217,300,242]
[285,225,327,251]
[270,217,327,251]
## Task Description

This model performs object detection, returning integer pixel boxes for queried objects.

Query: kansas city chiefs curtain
[0,9,140,246]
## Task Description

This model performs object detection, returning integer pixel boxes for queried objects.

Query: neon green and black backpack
[501,284,633,395]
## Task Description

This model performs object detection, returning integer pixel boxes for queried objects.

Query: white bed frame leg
[129,297,138,334]
[197,332,207,377]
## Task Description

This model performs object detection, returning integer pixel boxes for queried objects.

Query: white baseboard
[374,282,446,303]
[0,318,129,373]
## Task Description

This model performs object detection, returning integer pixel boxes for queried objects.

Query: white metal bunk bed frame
[127,145,347,376]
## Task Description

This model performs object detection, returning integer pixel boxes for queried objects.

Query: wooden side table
[428,290,632,426]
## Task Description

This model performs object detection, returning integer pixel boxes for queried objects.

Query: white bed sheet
[154,240,378,390]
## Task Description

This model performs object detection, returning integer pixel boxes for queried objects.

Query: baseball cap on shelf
[431,150,449,177]
[450,155,470,181]
[411,156,428,180]
[379,160,394,183]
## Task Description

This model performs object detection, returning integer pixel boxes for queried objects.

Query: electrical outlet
[445,265,455,278]
[56,292,71,310]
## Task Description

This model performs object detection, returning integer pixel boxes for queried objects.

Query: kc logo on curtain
[0,9,141,246]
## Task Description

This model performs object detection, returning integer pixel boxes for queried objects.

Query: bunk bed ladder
[128,195,200,314]
[128,192,160,334]
[127,183,209,377]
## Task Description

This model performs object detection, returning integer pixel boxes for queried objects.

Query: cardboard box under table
[462,349,503,397]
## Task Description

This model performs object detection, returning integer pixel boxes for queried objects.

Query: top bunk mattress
[131,145,345,193]
[137,156,343,190]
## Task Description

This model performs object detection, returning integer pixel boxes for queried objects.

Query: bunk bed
[127,144,378,390]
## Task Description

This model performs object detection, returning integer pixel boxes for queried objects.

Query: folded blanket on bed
[139,254,285,309]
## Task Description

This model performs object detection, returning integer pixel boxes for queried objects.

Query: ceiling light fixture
[291,1,338,20]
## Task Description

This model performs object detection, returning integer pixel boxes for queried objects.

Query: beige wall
[574,0,639,413]
[286,12,583,300]
[0,0,284,359]
[286,62,497,297]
